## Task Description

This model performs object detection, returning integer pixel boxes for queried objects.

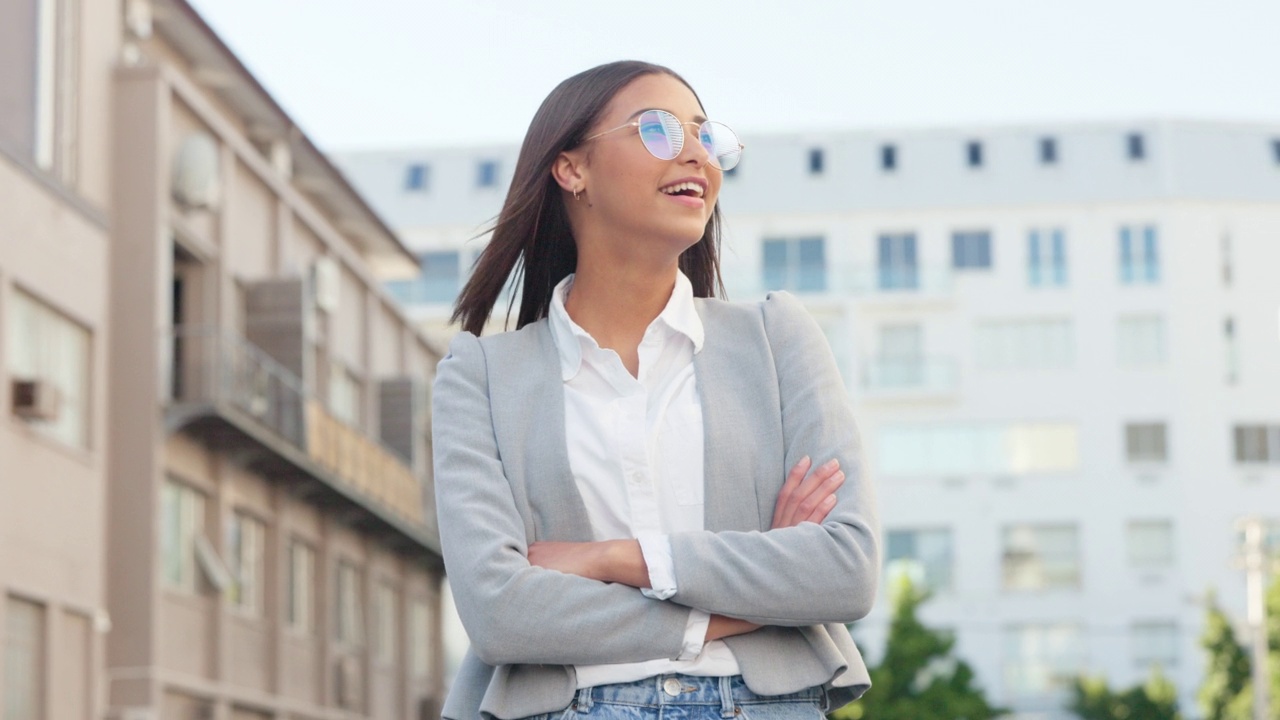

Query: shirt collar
[548,270,705,382]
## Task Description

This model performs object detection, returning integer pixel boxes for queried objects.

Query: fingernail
[834,471,845,481]
[824,495,837,505]
[800,456,811,466]
[824,458,840,470]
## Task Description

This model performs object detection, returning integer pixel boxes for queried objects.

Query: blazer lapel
[495,321,594,542]
[694,300,768,533]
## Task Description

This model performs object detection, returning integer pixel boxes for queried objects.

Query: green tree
[1198,581,1280,720]
[832,575,1004,720]
[1069,667,1181,720]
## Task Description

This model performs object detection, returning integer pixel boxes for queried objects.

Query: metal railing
[165,327,424,525]
[722,264,955,300]
[860,356,959,395]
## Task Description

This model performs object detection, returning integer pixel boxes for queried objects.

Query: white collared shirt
[547,271,740,686]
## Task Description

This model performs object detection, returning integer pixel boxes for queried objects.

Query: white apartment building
[335,120,1280,718]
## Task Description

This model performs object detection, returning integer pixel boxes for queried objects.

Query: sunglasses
[584,109,744,172]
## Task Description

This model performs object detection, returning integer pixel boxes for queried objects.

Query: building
[3,1,448,719]
[336,120,1280,718]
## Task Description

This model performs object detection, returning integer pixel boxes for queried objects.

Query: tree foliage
[832,575,1004,720]
[1198,580,1280,720]
[1069,668,1181,720]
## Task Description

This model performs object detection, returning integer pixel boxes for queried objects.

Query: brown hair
[450,60,726,336]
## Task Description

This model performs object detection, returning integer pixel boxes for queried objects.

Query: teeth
[660,181,703,197]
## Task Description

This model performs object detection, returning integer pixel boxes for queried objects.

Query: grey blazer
[432,291,880,720]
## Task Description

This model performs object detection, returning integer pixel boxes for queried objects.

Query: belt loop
[574,687,593,712]
[719,676,736,718]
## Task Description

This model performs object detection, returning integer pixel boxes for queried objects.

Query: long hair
[450,60,726,336]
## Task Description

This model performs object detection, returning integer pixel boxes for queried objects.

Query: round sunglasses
[584,109,744,172]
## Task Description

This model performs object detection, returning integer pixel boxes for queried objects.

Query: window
[975,319,1073,371]
[1221,233,1233,286]
[1119,225,1159,284]
[404,163,429,191]
[951,231,992,270]
[161,480,206,592]
[1127,520,1175,568]
[1127,133,1146,161]
[1117,316,1166,368]
[966,141,983,168]
[877,233,918,290]
[4,596,45,720]
[335,560,363,647]
[409,598,431,679]
[1039,137,1058,165]
[1224,317,1239,384]
[880,144,897,171]
[386,250,462,305]
[724,163,739,178]
[762,237,826,293]
[1272,139,1280,165]
[1027,229,1067,287]
[287,540,316,633]
[374,583,397,667]
[1002,524,1080,591]
[7,287,92,448]
[1132,622,1178,668]
[1004,624,1083,700]
[1233,424,1280,464]
[886,529,953,592]
[226,511,265,614]
[807,148,824,175]
[476,159,499,188]
[878,423,1079,477]
[328,363,362,428]
[0,0,75,173]
[873,324,924,388]
[1125,423,1168,463]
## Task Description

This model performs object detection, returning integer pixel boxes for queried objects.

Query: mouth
[658,177,708,201]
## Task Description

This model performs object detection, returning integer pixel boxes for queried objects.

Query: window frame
[1001,523,1081,592]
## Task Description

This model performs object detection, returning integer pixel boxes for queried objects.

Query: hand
[771,456,844,529]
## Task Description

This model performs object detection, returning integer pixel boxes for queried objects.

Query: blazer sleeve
[432,331,693,667]
[666,291,881,626]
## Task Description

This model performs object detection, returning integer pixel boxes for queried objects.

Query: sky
[186,0,1280,152]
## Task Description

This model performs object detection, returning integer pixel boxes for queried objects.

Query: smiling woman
[433,60,879,720]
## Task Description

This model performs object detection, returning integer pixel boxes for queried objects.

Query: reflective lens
[632,109,743,171]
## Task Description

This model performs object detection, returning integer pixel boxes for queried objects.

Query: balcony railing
[859,357,959,398]
[723,264,955,301]
[165,327,426,527]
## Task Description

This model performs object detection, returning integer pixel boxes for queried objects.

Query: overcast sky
[187,0,1280,152]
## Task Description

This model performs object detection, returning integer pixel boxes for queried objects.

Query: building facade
[336,120,1280,718]
[3,1,447,719]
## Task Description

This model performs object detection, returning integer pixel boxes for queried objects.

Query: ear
[551,149,588,194]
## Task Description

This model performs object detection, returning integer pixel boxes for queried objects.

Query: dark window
[0,0,40,160]
[1127,133,1146,161]
[1234,425,1280,463]
[476,160,499,188]
[952,231,992,269]
[1272,139,1280,165]
[881,144,897,171]
[762,237,827,293]
[878,233,919,290]
[966,141,983,168]
[808,148,824,175]
[1125,423,1168,462]
[404,163,429,191]
[1040,137,1058,164]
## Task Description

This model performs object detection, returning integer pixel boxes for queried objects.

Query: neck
[564,254,679,358]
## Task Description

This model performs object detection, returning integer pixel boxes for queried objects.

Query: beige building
[3,1,447,719]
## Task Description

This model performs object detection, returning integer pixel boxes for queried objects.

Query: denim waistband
[571,675,825,716]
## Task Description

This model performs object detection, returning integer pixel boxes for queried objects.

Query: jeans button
[663,677,681,696]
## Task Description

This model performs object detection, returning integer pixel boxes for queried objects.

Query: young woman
[433,60,879,720]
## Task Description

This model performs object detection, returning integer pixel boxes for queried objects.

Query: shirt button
[663,677,682,696]
[629,472,643,485]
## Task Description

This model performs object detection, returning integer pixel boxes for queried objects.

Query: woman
[433,60,879,720]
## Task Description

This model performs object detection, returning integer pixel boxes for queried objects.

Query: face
[567,73,724,258]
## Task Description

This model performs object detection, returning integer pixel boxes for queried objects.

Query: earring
[573,187,582,201]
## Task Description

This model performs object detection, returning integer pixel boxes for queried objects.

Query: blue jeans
[519,675,828,720]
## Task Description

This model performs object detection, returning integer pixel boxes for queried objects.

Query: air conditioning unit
[312,256,341,313]
[11,378,60,421]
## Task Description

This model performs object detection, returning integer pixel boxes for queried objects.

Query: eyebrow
[626,107,709,124]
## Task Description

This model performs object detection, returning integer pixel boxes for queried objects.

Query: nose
[676,122,711,168]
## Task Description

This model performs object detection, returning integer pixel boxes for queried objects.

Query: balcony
[858,356,959,401]
[164,327,437,556]
[722,264,955,307]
